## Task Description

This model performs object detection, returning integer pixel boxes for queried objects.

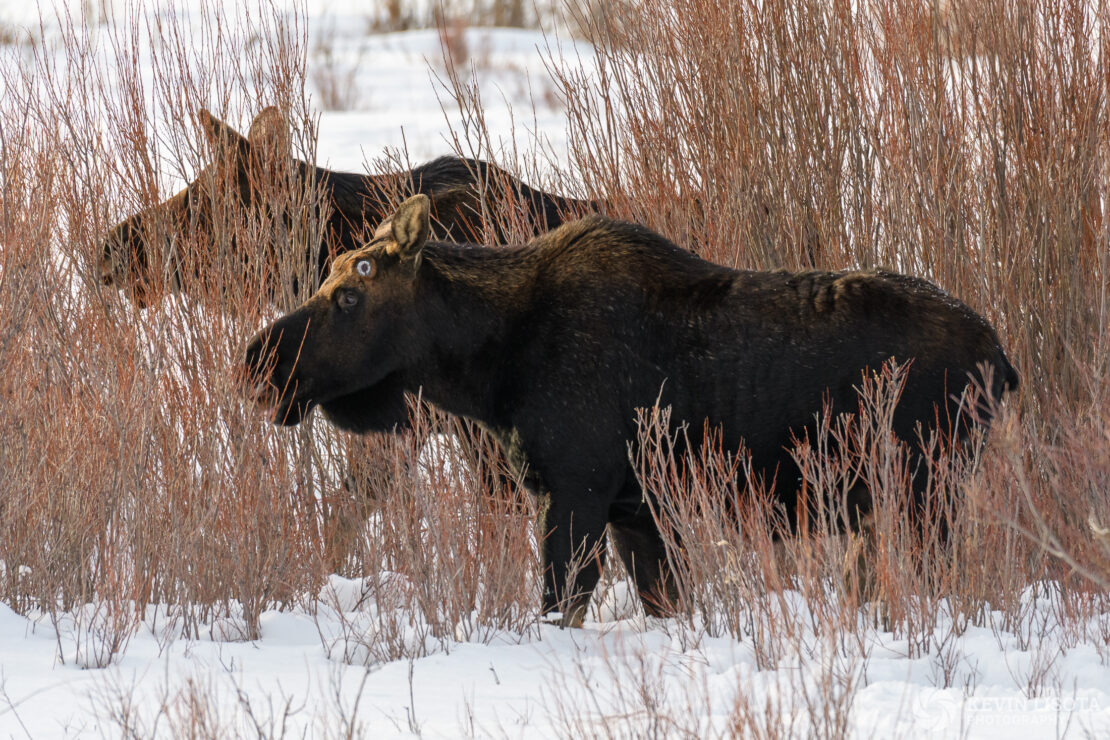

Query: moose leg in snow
[609,514,677,617]
[534,488,610,628]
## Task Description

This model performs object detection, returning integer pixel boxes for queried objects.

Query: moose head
[98,107,307,307]
[242,194,436,431]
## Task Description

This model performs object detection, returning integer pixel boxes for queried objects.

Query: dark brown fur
[98,107,594,306]
[243,195,1019,626]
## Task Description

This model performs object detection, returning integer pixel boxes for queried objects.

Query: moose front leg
[534,490,609,628]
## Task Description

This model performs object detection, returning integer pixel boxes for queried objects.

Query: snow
[305,25,583,175]
[4,591,1110,737]
[3,1,1110,737]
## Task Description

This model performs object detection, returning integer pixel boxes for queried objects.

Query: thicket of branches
[0,1,1106,702]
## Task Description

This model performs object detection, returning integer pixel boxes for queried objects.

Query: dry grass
[0,6,1107,737]
[0,1,539,666]
[549,0,1108,579]
[314,403,537,668]
[529,0,1109,727]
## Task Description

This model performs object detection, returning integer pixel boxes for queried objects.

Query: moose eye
[338,290,359,310]
[356,259,375,277]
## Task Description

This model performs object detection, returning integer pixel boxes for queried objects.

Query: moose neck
[405,243,535,427]
[326,169,393,220]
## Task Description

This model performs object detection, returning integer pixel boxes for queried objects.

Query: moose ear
[197,108,249,161]
[389,195,431,262]
[246,107,291,161]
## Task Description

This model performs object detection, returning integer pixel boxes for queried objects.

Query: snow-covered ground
[4,581,1110,738]
[3,2,1110,738]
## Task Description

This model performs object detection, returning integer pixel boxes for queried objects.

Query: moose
[242,194,1019,626]
[98,107,594,307]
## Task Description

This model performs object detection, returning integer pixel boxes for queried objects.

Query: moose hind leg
[841,481,877,605]
[609,516,678,618]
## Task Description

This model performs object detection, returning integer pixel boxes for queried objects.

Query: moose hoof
[542,606,587,629]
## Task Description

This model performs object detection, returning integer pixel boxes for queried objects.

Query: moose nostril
[243,339,264,377]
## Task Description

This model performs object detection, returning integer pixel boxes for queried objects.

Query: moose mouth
[239,352,316,426]
[247,375,316,426]
[241,332,409,432]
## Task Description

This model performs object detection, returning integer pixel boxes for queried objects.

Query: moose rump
[242,194,1019,626]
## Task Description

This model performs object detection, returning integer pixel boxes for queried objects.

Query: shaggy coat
[98,107,593,306]
[243,195,1019,625]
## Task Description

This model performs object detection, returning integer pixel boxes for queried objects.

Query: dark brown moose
[242,194,1019,626]
[98,107,593,307]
